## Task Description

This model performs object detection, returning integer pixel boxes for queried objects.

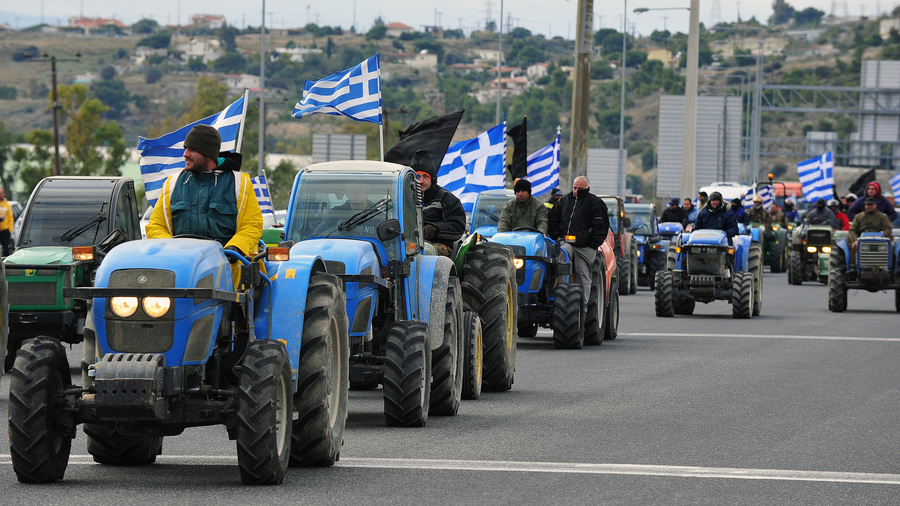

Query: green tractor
[3,176,141,370]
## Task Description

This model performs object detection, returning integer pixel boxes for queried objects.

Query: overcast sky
[1,0,897,39]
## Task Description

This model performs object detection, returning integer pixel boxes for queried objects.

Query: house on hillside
[272,46,323,63]
[397,51,438,71]
[191,14,226,30]
[173,38,223,64]
[526,62,549,80]
[470,48,502,64]
[68,16,128,34]
[880,17,900,40]
[646,48,676,68]
[385,22,414,38]
[222,74,262,94]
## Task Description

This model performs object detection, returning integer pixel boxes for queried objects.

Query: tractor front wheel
[583,258,606,346]
[430,277,464,416]
[551,283,584,349]
[654,270,674,317]
[383,321,431,427]
[604,276,619,340]
[461,311,483,400]
[731,271,754,319]
[827,249,848,312]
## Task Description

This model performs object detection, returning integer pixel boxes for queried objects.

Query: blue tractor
[468,188,514,239]
[281,161,481,426]
[9,236,350,485]
[624,203,666,290]
[827,229,900,312]
[655,228,762,318]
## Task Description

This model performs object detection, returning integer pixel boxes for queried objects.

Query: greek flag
[251,174,275,215]
[437,121,507,213]
[890,172,900,201]
[743,183,775,210]
[137,95,248,208]
[292,54,382,124]
[526,133,560,197]
[797,151,834,204]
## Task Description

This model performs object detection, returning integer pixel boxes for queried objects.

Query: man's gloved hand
[224,245,243,264]
[423,224,438,241]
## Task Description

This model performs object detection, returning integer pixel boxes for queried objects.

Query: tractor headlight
[806,246,817,253]
[821,246,832,253]
[143,297,171,318]
[513,258,524,269]
[110,297,139,318]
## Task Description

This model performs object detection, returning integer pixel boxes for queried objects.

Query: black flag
[847,168,877,198]
[384,110,465,169]
[507,117,528,181]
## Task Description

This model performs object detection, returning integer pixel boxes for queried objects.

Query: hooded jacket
[146,152,263,256]
[548,189,609,249]
[694,201,739,238]
[846,182,897,221]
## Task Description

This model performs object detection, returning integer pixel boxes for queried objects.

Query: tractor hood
[686,229,729,246]
[5,246,73,266]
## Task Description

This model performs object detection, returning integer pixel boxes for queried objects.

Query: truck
[9,234,350,484]
[3,176,142,371]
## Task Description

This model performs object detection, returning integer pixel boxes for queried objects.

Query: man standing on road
[0,188,13,256]
[411,150,466,256]
[498,178,548,235]
[548,175,609,305]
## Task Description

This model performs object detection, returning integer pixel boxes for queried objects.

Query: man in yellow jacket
[146,125,262,284]
[0,188,13,256]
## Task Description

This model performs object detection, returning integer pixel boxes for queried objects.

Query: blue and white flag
[526,133,560,197]
[797,151,835,204]
[251,174,275,215]
[741,178,774,210]
[890,172,900,201]
[292,54,382,124]
[137,94,248,207]
[437,121,507,213]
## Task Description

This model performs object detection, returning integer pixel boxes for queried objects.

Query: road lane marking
[2,455,898,485]
[621,333,900,342]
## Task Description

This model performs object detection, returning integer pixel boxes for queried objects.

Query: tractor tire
[789,251,803,285]
[0,259,7,376]
[654,270,674,317]
[430,276,464,416]
[731,271,754,319]
[236,340,292,485]
[583,258,606,346]
[290,274,349,467]
[8,336,73,483]
[85,424,163,466]
[551,283,584,349]
[770,244,786,273]
[895,289,900,313]
[648,251,666,291]
[628,250,638,294]
[749,244,763,316]
[604,276,619,341]
[461,310,483,400]
[827,249,848,312]
[517,322,538,338]
[383,320,431,427]
[461,243,516,392]
[617,252,630,295]
[674,296,696,315]
[666,245,677,270]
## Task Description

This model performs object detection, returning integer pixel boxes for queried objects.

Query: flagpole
[258,0,266,177]
[235,89,250,154]
[378,53,384,161]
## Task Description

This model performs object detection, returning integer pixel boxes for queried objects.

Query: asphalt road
[0,270,897,504]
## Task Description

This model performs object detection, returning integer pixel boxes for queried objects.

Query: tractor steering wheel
[513,226,543,234]
[172,234,214,240]
[858,225,886,233]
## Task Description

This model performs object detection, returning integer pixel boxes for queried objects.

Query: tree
[0,122,18,192]
[90,77,131,117]
[149,76,231,137]
[794,7,824,27]
[366,24,387,40]
[144,66,164,84]
[212,51,247,73]
[769,0,796,26]
[218,23,239,52]
[132,18,159,34]
[137,31,171,49]
[55,83,126,176]
[12,130,54,196]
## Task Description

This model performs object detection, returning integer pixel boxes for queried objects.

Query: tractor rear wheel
[461,243,516,392]
[770,243,786,273]
[236,340,292,485]
[583,258,606,346]
[617,252,630,295]
[604,276,619,340]
[666,245,677,270]
[552,283,584,349]
[517,322,538,338]
[789,251,803,285]
[290,274,349,467]
[731,271,754,319]
[9,336,73,483]
[85,424,163,466]
[629,249,638,294]
[461,311,483,400]
[383,321,431,427]
[749,244,763,316]
[430,276,464,416]
[674,296,695,315]
[654,270,674,317]
[648,251,666,291]
[827,249,848,312]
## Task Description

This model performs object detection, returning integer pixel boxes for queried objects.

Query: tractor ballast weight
[9,237,350,485]
[827,231,900,312]
[655,229,761,318]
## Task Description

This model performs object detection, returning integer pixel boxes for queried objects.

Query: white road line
[620,333,900,342]
[2,456,898,485]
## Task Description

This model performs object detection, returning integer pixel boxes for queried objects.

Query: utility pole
[680,0,700,199]
[27,52,80,176]
[258,0,266,177]
[568,0,593,187]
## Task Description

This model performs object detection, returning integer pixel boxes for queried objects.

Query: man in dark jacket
[730,198,749,225]
[660,198,686,224]
[548,175,610,304]
[804,198,839,229]
[411,150,465,256]
[498,178,548,234]
[694,191,739,240]
[846,181,897,221]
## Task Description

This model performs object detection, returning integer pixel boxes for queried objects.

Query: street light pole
[496,0,503,124]
[682,0,700,199]
[749,39,763,182]
[568,0,594,187]
[258,0,266,177]
[617,0,627,198]
[49,56,61,176]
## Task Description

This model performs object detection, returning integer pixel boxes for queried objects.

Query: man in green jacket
[848,196,893,258]
[498,178,548,235]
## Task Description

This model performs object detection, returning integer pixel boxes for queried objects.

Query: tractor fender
[732,235,752,272]
[834,237,851,268]
[413,254,455,351]
[255,253,328,372]
[491,231,548,293]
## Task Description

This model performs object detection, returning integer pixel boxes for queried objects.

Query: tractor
[599,195,637,296]
[469,188,514,239]
[827,227,900,312]
[624,202,666,290]
[655,228,762,318]
[9,233,350,484]
[281,161,492,426]
[3,176,142,371]
[787,220,839,285]
[746,220,788,273]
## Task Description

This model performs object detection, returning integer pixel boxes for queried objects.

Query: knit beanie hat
[184,125,221,161]
[410,150,437,181]
[514,178,532,194]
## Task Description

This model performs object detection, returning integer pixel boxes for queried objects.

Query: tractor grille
[105,269,176,353]
[806,229,832,247]
[10,282,57,306]
[858,242,888,268]
[685,250,728,277]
